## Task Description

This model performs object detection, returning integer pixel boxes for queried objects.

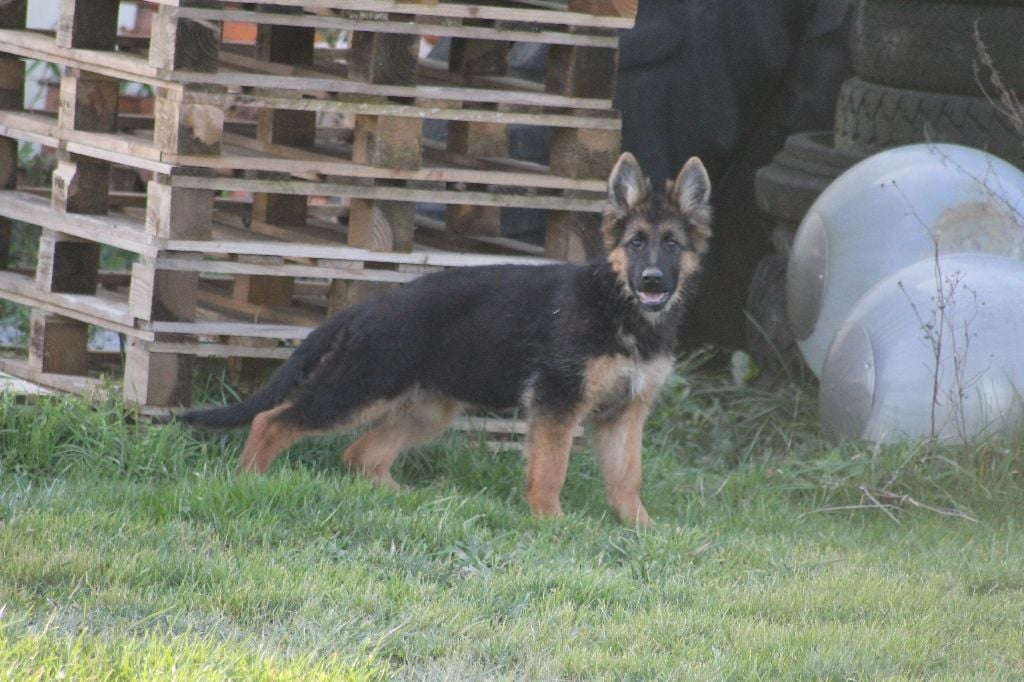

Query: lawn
[2,362,1024,680]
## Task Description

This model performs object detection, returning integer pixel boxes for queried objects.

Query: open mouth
[637,290,671,309]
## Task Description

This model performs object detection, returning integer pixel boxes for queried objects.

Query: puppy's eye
[628,235,645,249]
[663,237,681,251]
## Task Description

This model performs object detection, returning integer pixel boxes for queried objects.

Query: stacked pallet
[0,0,635,421]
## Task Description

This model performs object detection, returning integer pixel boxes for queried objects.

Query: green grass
[3,366,1024,679]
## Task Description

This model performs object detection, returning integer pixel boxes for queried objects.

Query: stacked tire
[749,0,1024,384]
[839,0,1024,166]
[749,132,863,384]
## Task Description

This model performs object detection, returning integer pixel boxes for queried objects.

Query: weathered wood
[549,126,621,180]
[163,238,552,267]
[0,58,24,110]
[568,0,638,18]
[0,0,26,30]
[154,94,223,156]
[149,320,312,340]
[177,7,620,47]
[51,154,110,215]
[446,37,511,237]
[348,199,417,253]
[544,209,604,264]
[353,114,422,171]
[546,43,618,99]
[168,174,606,212]
[123,338,193,407]
[58,69,118,132]
[233,19,318,379]
[349,30,419,86]
[57,0,120,50]
[168,0,638,30]
[145,176,215,240]
[0,137,15,190]
[149,3,222,72]
[147,340,294,360]
[0,189,157,255]
[28,310,88,375]
[0,270,138,333]
[35,230,100,293]
[185,87,621,130]
[0,357,102,396]
[0,29,616,110]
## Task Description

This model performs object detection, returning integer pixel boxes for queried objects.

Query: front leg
[594,400,652,526]
[524,413,582,518]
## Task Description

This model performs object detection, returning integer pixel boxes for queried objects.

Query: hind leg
[343,396,460,488]
[238,403,307,473]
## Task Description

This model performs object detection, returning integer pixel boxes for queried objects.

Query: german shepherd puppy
[181,152,712,525]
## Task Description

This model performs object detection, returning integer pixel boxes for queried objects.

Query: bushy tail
[177,316,340,430]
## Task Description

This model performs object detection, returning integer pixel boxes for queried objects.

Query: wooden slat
[0,29,165,88]
[0,28,613,111]
[164,238,554,267]
[0,190,157,255]
[147,340,295,359]
[149,320,313,340]
[0,357,104,397]
[158,255,418,283]
[0,110,172,174]
[184,89,620,130]
[0,371,53,396]
[0,110,610,195]
[0,270,142,337]
[146,0,637,29]
[167,175,606,212]
[179,7,619,47]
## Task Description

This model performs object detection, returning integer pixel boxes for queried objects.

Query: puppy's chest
[583,347,674,419]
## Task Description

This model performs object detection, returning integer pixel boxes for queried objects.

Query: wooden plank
[178,7,620,47]
[149,4,222,72]
[0,270,141,335]
[183,89,621,130]
[0,357,103,397]
[0,110,608,193]
[0,190,158,255]
[28,310,89,374]
[157,255,418,283]
[164,238,554,267]
[197,288,323,326]
[149,320,313,340]
[0,371,53,397]
[0,110,172,174]
[180,138,607,191]
[149,0,637,29]
[2,25,606,113]
[0,29,165,88]
[232,18,316,379]
[168,174,606,212]
[147,340,294,359]
[171,69,613,109]
[57,0,120,50]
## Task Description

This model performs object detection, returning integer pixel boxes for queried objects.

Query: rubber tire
[755,132,863,224]
[851,0,1024,96]
[833,77,1024,167]
[745,252,803,387]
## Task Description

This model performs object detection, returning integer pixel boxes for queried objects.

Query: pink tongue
[639,291,668,305]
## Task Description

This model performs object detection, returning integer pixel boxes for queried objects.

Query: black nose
[641,267,663,288]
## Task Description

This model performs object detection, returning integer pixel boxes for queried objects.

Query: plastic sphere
[787,143,1024,376]
[819,253,1024,444]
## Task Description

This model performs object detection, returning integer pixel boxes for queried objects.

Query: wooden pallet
[0,0,634,436]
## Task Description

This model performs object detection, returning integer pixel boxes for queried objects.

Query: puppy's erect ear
[670,156,711,217]
[607,152,649,214]
[671,157,713,255]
